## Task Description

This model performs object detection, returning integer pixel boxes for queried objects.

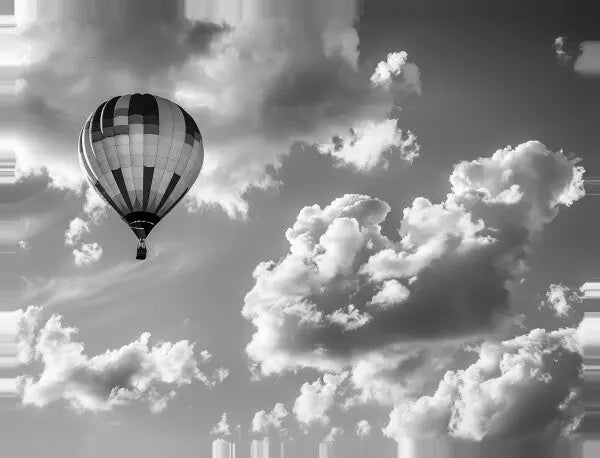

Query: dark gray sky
[1,1,599,457]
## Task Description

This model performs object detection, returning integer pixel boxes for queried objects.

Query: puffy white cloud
[17,311,225,412]
[0,306,42,368]
[63,186,108,265]
[252,403,289,434]
[72,242,103,266]
[242,141,584,379]
[64,217,89,246]
[370,51,422,95]
[355,419,371,438]
[293,373,348,426]
[324,426,343,442]
[82,185,107,223]
[369,279,410,309]
[317,119,420,170]
[383,328,582,441]
[211,413,231,436]
[540,284,582,318]
[327,305,372,331]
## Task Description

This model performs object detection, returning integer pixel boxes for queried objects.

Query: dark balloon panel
[78,93,204,243]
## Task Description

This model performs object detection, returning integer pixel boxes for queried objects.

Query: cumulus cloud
[252,403,289,434]
[370,51,422,95]
[540,284,582,318]
[72,242,103,266]
[316,119,420,170]
[324,426,343,442]
[11,0,420,218]
[63,185,108,265]
[243,141,584,379]
[355,419,371,438]
[82,185,107,223]
[15,310,225,412]
[383,327,582,441]
[293,373,348,426]
[211,413,231,436]
[369,279,410,309]
[0,306,42,368]
[327,305,372,331]
[64,217,89,246]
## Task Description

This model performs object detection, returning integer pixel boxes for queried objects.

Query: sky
[1,1,600,457]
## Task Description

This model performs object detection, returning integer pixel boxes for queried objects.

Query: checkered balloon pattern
[78,93,204,226]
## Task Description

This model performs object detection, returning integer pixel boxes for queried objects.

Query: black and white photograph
[1,1,600,457]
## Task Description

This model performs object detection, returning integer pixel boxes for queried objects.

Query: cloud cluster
[383,327,582,441]
[211,413,231,436]
[370,51,422,95]
[64,188,107,266]
[355,419,371,438]
[243,141,584,377]
[11,0,421,219]
[316,119,420,171]
[242,141,584,439]
[324,426,343,442]
[540,284,582,318]
[14,308,226,412]
[252,402,289,434]
[293,373,348,426]
[72,242,103,266]
[64,217,89,246]
[0,306,41,369]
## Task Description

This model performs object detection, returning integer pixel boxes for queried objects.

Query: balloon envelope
[78,93,203,241]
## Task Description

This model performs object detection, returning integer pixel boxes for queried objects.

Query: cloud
[370,51,422,95]
[64,217,89,246]
[63,185,108,266]
[0,306,42,368]
[17,311,226,412]
[252,402,289,434]
[327,305,372,331]
[72,242,103,266]
[211,413,231,436]
[242,141,584,378]
[82,185,107,223]
[11,1,420,218]
[540,284,582,318]
[324,426,343,442]
[21,240,196,307]
[368,279,410,309]
[355,419,371,438]
[316,119,420,170]
[293,372,348,426]
[553,36,570,62]
[383,327,582,441]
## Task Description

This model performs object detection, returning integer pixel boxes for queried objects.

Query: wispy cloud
[21,241,197,308]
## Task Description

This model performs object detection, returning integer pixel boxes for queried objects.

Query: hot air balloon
[78,93,204,260]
